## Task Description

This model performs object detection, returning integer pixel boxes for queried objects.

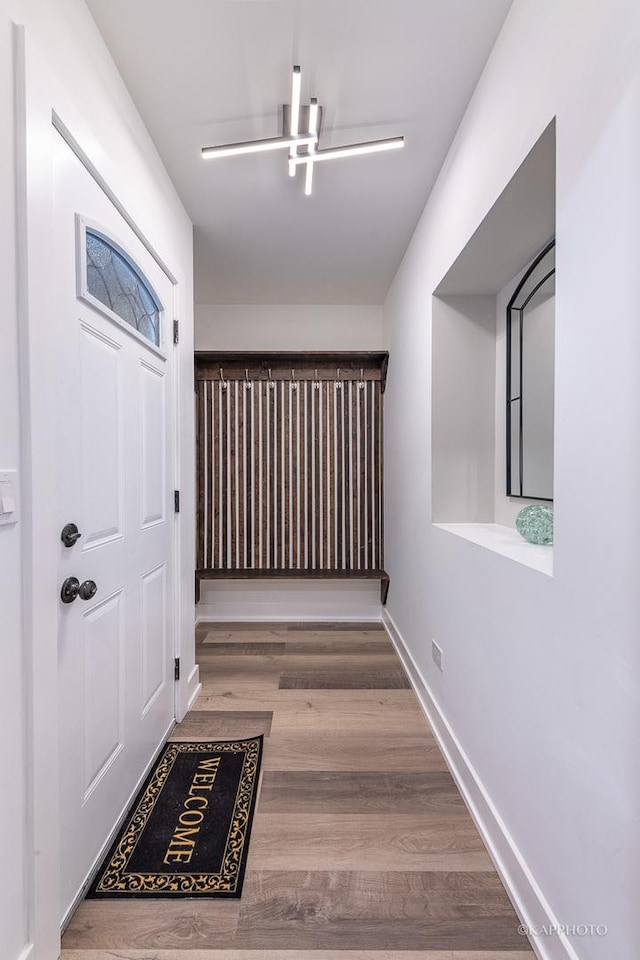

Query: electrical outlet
[431,639,443,671]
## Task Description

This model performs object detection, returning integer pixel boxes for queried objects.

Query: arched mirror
[506,240,555,501]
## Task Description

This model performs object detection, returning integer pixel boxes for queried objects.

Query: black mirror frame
[506,239,555,500]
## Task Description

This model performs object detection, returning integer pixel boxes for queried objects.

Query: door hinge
[173,319,179,344]
[174,490,180,513]
[174,657,180,681]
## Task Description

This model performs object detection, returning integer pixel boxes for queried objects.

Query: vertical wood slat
[196,381,205,568]
[246,380,253,568]
[337,382,344,569]
[327,382,334,570]
[258,383,269,568]
[377,379,384,568]
[304,380,311,570]
[236,381,242,569]
[222,382,228,567]
[345,380,352,569]
[209,383,215,569]
[359,379,365,570]
[282,381,288,570]
[197,377,383,573]
[272,381,278,569]
[313,379,320,569]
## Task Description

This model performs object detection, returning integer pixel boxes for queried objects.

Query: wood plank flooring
[61,622,533,960]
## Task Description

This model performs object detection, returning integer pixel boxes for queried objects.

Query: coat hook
[291,368,297,390]
[268,367,275,389]
[358,367,365,389]
[245,367,252,389]
[313,367,320,390]
[335,366,343,389]
[220,367,227,389]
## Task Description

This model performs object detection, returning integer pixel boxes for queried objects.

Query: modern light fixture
[291,137,405,164]
[305,97,319,196]
[201,133,317,160]
[201,65,405,196]
[288,64,302,177]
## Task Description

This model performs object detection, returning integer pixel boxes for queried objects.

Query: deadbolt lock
[61,523,82,548]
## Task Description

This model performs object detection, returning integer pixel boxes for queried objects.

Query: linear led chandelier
[201,65,404,196]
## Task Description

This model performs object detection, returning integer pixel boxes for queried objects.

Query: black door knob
[61,523,82,548]
[60,577,98,604]
[78,579,98,601]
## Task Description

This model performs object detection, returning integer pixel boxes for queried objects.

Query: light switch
[0,471,19,526]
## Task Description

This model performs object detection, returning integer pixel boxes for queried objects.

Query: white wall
[0,12,27,960]
[196,303,384,351]
[0,1,195,957]
[198,580,381,623]
[383,2,640,958]
[431,295,496,522]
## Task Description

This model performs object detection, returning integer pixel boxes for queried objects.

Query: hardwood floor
[61,622,533,960]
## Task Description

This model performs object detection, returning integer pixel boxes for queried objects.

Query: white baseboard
[383,609,581,960]
[185,664,201,716]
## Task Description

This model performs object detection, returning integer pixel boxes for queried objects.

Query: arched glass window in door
[82,226,162,347]
[506,240,555,501]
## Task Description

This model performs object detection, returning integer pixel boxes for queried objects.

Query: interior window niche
[431,120,555,574]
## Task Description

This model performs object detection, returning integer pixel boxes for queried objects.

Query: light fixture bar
[304,97,319,196]
[288,65,302,176]
[202,132,317,160]
[292,136,404,165]
[201,65,405,193]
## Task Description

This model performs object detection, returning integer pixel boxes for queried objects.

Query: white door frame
[15,23,196,960]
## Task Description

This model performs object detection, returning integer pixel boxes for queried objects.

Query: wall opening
[431,121,555,572]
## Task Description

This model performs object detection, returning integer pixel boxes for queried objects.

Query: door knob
[61,523,82,548]
[60,577,98,604]
[78,579,98,600]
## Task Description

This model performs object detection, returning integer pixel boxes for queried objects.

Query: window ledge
[433,522,553,576]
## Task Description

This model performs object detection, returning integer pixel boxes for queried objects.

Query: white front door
[53,131,176,921]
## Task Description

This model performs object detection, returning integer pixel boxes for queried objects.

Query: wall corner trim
[15,945,35,960]
[382,609,581,960]
[183,666,201,721]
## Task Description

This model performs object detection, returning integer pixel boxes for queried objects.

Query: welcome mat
[88,737,263,898]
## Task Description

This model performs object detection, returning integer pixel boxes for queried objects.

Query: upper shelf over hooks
[195,351,389,392]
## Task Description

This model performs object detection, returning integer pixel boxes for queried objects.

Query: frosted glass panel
[509,397,521,495]
[510,311,521,400]
[86,230,161,346]
[522,290,554,499]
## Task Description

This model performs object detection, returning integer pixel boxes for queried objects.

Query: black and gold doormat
[87,737,263,898]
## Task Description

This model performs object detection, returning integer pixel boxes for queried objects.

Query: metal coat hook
[268,367,275,389]
[291,368,298,390]
[358,367,365,389]
[313,367,320,390]
[220,367,228,389]
[244,367,252,389]
[335,367,343,389]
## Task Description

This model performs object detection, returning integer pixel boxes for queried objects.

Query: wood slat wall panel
[197,373,384,572]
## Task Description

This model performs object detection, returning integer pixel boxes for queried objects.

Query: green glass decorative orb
[515,504,553,545]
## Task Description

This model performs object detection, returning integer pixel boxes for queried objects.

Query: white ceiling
[85,0,513,305]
